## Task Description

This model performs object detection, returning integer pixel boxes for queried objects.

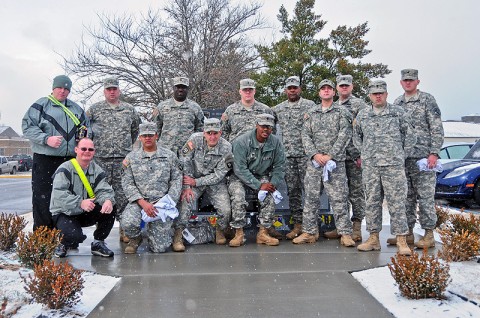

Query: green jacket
[232,129,285,190]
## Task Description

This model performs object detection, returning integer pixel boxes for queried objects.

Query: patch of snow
[352,263,480,318]
[0,251,120,318]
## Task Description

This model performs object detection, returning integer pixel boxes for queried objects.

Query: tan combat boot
[267,227,283,240]
[172,229,185,252]
[292,232,316,244]
[229,228,244,247]
[216,228,227,245]
[387,228,414,245]
[124,236,143,254]
[352,221,362,242]
[323,228,341,239]
[340,234,356,247]
[286,223,302,240]
[257,226,280,246]
[357,232,381,251]
[396,235,412,256]
[414,229,435,249]
[119,227,130,243]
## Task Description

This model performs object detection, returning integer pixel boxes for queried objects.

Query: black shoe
[54,244,67,258]
[91,241,114,257]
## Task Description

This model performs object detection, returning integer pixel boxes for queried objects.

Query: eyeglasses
[259,125,273,130]
[79,147,95,152]
[141,134,155,138]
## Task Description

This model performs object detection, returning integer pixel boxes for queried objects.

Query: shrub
[16,226,62,268]
[448,213,480,235]
[438,228,480,262]
[0,213,27,251]
[388,249,450,300]
[21,259,84,310]
[435,205,449,229]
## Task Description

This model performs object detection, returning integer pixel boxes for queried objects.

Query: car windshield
[464,141,480,160]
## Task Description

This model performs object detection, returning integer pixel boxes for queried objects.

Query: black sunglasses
[80,147,95,152]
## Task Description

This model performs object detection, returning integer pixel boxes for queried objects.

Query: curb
[0,175,31,179]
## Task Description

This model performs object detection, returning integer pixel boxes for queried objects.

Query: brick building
[0,126,32,156]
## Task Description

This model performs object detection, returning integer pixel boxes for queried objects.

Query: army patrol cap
[369,80,387,94]
[240,78,256,89]
[401,69,418,80]
[256,113,275,127]
[139,122,157,136]
[173,76,189,87]
[318,79,335,89]
[285,76,300,88]
[52,75,72,91]
[104,77,119,89]
[204,118,222,132]
[336,75,353,86]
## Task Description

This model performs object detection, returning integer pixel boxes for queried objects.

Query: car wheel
[474,181,480,205]
[10,167,16,175]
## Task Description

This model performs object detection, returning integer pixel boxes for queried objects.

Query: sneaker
[54,244,67,258]
[91,241,114,257]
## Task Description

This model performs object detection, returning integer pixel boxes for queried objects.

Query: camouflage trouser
[177,182,232,230]
[228,174,275,229]
[95,157,128,221]
[405,158,437,229]
[362,164,408,235]
[121,202,173,253]
[285,156,307,224]
[302,161,352,235]
[345,160,366,222]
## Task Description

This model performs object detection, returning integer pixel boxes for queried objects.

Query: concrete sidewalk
[56,223,436,318]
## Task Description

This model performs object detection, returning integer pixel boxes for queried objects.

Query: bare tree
[62,0,265,116]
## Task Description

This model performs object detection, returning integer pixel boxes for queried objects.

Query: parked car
[435,140,480,206]
[439,142,474,163]
[11,154,33,171]
[0,156,18,175]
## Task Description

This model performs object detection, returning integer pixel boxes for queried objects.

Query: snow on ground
[0,251,120,318]
[352,262,480,318]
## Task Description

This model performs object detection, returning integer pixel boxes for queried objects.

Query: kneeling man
[50,137,116,258]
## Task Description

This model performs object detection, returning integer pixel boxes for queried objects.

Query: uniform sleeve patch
[122,158,129,167]
[221,113,228,121]
[181,141,195,155]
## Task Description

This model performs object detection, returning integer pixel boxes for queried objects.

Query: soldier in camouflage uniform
[229,114,286,247]
[87,77,141,243]
[273,76,315,239]
[293,79,355,247]
[221,78,275,143]
[391,69,444,249]
[221,79,283,241]
[353,80,416,255]
[154,76,204,155]
[121,122,182,253]
[323,75,368,241]
[173,118,233,252]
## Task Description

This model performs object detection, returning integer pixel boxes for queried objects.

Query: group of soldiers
[21,68,443,257]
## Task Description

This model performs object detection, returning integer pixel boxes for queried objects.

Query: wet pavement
[58,224,440,318]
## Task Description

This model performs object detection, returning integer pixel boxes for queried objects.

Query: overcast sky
[0,0,479,135]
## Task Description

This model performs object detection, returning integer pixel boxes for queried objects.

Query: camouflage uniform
[221,100,275,143]
[335,95,367,222]
[121,147,182,252]
[178,132,233,230]
[394,90,444,230]
[231,129,285,228]
[301,104,353,235]
[87,99,140,220]
[155,98,204,155]
[353,103,416,235]
[273,97,315,223]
